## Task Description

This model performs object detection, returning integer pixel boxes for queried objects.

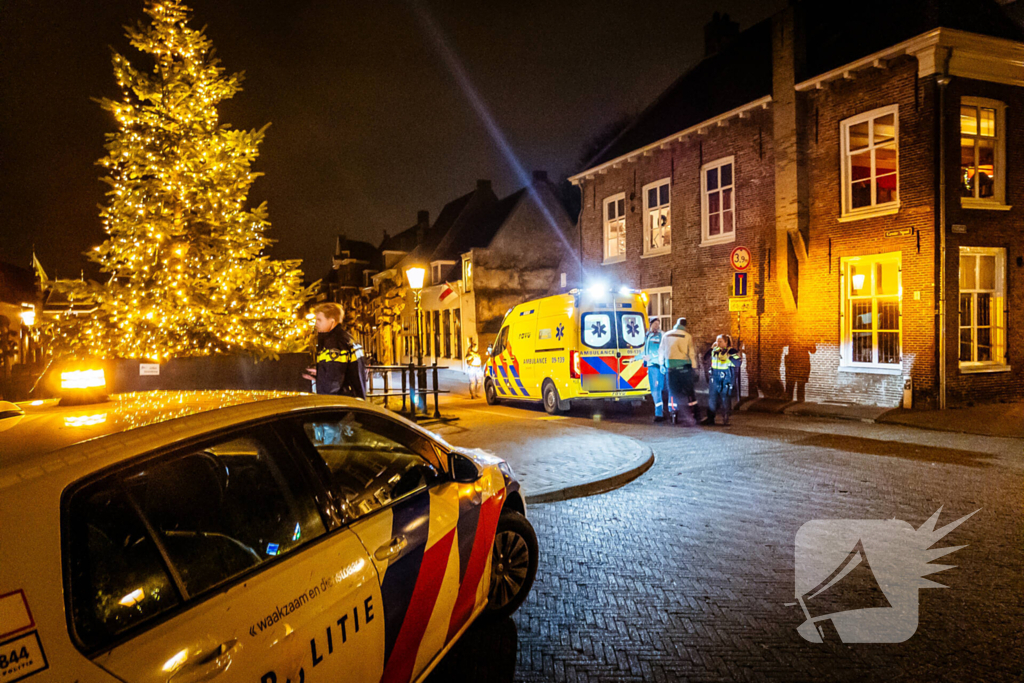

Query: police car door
[294,410,469,683]
[76,423,383,683]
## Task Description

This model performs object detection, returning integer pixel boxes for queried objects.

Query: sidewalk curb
[524,443,655,505]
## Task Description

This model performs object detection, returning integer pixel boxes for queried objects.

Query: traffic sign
[730,246,751,271]
[733,272,748,297]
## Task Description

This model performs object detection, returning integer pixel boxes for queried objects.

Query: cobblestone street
[429,399,1024,682]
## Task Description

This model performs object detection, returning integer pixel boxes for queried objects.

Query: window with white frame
[603,194,626,262]
[959,247,1007,369]
[646,287,672,330]
[960,98,1007,208]
[643,179,671,255]
[701,157,735,244]
[840,105,899,218]
[841,253,901,368]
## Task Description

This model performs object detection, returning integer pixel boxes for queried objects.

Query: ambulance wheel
[485,378,500,405]
[485,511,538,619]
[542,380,563,415]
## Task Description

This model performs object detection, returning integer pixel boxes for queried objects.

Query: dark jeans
[666,366,697,419]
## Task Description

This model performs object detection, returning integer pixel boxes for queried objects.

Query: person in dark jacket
[302,303,367,399]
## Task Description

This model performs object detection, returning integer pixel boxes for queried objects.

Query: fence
[366,359,448,422]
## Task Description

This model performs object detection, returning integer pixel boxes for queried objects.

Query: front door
[295,410,488,683]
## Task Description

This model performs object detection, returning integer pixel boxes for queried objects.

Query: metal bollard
[432,360,441,419]
[400,367,407,412]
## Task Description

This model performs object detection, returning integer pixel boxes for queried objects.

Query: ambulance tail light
[569,350,580,379]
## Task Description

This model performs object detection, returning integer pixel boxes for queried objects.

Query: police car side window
[300,411,440,520]
[66,483,182,652]
[65,426,327,651]
[122,429,327,597]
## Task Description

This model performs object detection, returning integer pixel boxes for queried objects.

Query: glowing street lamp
[19,304,35,327]
[405,267,426,365]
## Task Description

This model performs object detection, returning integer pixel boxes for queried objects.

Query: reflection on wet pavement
[425,616,517,682]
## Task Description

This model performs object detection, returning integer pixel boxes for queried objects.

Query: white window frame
[642,179,671,257]
[430,260,456,285]
[602,193,626,264]
[839,252,902,372]
[839,104,900,221]
[960,97,1010,210]
[645,286,673,330]
[958,246,1009,372]
[700,156,736,246]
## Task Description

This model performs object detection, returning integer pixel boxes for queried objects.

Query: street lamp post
[405,267,426,414]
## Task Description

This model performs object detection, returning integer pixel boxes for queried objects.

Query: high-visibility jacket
[315,326,366,398]
[710,346,741,385]
[466,349,482,367]
[659,329,698,369]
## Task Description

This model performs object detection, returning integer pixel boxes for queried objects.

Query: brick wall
[943,76,1024,405]
[577,46,1022,409]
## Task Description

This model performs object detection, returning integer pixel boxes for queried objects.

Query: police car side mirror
[449,451,482,483]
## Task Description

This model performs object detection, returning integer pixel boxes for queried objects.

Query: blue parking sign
[733,272,748,297]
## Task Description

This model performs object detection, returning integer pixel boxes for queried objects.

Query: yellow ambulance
[484,286,651,414]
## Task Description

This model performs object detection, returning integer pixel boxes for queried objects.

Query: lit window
[959,247,1006,369]
[646,287,672,330]
[960,98,1006,208]
[841,253,901,368]
[840,105,899,219]
[701,157,735,245]
[642,179,671,255]
[603,193,626,263]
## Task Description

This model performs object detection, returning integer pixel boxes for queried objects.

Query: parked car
[0,371,537,683]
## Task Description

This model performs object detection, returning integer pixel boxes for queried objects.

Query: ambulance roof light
[587,281,609,298]
[619,286,632,296]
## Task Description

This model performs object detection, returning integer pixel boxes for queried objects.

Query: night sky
[0,0,786,282]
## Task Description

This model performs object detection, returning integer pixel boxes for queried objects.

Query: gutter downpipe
[937,48,952,410]
[577,180,585,288]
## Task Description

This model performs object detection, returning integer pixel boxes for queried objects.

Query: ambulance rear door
[578,300,619,394]
[614,296,649,391]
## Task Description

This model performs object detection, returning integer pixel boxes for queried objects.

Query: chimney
[704,12,739,57]
[416,210,429,245]
[334,234,347,257]
[532,170,548,184]
[476,179,492,193]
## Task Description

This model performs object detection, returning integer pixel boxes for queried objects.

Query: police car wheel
[485,511,538,619]
[542,381,562,415]
[485,378,500,405]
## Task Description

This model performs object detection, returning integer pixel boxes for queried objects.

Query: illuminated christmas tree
[48,0,314,361]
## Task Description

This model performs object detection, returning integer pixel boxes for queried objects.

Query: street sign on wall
[733,272,748,297]
[730,246,751,271]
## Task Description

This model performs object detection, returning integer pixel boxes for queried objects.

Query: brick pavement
[429,408,1023,682]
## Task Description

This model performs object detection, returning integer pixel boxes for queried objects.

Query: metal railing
[365,359,447,422]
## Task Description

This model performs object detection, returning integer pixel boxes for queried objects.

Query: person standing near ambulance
[465,339,484,399]
[703,334,741,425]
[659,317,700,425]
[303,302,367,399]
[642,318,667,422]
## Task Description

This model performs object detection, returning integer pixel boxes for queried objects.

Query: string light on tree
[46,0,316,361]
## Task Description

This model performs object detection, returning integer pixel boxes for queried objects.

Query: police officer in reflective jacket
[303,302,367,399]
[703,334,740,426]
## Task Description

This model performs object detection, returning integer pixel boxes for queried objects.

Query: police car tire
[542,380,562,415]
[485,378,500,405]
[484,511,538,620]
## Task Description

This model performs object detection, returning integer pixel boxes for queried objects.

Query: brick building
[570,0,1024,408]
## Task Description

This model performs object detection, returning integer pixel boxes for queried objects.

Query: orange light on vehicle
[61,369,106,390]
[119,588,144,607]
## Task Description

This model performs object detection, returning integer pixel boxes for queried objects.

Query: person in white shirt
[659,317,701,425]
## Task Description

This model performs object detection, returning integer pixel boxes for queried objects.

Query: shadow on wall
[784,341,816,403]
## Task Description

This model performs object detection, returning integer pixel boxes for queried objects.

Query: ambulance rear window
[581,312,615,349]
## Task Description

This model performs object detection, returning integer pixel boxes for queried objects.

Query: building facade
[572,1,1024,408]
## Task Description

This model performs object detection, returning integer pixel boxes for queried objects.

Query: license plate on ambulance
[582,375,617,392]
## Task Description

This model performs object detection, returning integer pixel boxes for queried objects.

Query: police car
[0,368,537,683]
